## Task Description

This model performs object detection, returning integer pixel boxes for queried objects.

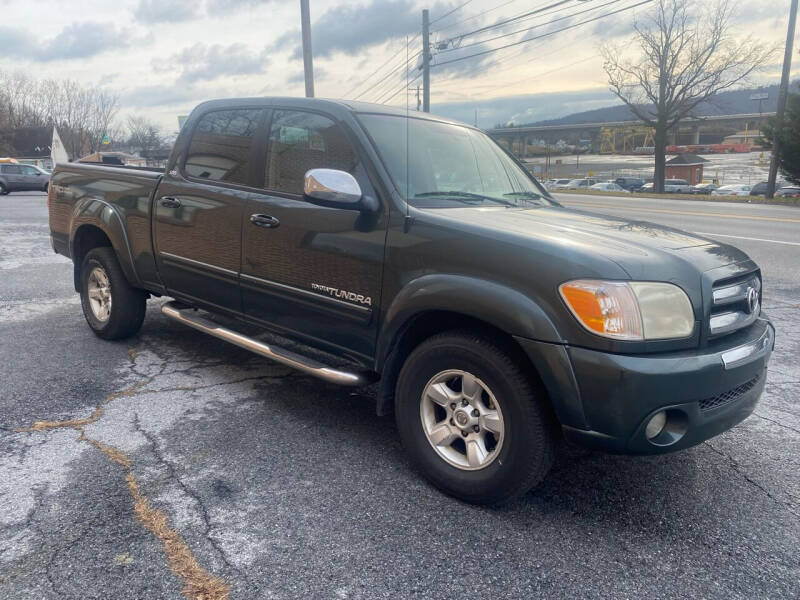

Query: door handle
[250,214,280,228]
[160,196,181,208]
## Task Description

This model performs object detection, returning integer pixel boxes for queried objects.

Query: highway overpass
[489,112,775,156]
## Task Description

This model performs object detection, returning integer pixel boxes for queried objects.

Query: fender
[376,274,563,369]
[375,274,588,428]
[69,197,141,290]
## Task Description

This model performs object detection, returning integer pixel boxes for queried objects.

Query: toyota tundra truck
[47,98,775,505]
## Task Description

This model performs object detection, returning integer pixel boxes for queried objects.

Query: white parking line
[693,232,800,247]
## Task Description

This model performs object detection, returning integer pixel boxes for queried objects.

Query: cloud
[121,84,203,109]
[274,0,455,60]
[205,0,266,13]
[133,0,270,23]
[134,0,201,23]
[164,42,269,84]
[0,22,130,62]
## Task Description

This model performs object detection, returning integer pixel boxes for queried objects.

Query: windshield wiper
[414,191,516,207]
[502,191,550,205]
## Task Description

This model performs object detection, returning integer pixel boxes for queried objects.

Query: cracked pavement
[2,192,799,599]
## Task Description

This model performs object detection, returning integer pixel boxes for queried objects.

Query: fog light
[645,411,667,440]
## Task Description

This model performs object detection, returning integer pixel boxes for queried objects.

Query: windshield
[358,113,553,208]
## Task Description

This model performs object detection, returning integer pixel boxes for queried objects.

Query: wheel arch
[374,274,566,418]
[70,206,140,292]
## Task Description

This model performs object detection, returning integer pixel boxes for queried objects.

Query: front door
[154,107,264,313]
[19,165,43,190]
[241,109,387,362]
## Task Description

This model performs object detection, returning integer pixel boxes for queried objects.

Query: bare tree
[0,71,120,159]
[601,0,774,192]
[126,115,164,159]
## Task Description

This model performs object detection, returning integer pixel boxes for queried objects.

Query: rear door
[241,108,387,360]
[3,165,23,190]
[153,107,265,313]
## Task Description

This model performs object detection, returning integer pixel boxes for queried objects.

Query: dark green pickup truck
[48,98,774,504]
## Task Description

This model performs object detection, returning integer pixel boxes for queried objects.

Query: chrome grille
[709,273,761,337]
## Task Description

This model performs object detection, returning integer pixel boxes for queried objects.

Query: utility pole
[300,0,314,98]
[422,9,430,112]
[767,0,798,198]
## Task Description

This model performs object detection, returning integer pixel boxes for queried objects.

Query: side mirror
[304,168,362,209]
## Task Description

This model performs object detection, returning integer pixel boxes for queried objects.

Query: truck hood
[435,205,751,278]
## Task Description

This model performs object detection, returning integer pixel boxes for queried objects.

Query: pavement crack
[752,411,800,436]
[80,433,232,600]
[132,413,243,580]
[11,348,233,600]
[703,441,799,518]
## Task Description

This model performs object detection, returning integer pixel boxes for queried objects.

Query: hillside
[526,83,787,127]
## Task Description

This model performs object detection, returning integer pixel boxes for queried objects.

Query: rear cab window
[184,109,261,186]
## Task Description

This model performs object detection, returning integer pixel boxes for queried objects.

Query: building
[0,126,53,169]
[665,153,707,185]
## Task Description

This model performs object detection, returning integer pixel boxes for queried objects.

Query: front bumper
[518,317,774,454]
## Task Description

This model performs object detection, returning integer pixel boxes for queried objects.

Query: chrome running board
[161,302,368,387]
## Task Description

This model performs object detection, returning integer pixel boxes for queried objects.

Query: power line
[430,0,474,25]
[439,0,574,46]
[378,72,423,105]
[345,34,420,99]
[360,47,422,103]
[435,55,596,97]
[354,43,421,101]
[432,0,653,68]
[438,0,622,54]
[433,0,520,33]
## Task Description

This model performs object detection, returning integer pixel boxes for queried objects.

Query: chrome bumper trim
[720,321,774,370]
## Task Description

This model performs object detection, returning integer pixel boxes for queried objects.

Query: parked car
[546,178,572,190]
[690,183,719,194]
[775,185,800,198]
[663,179,692,193]
[565,178,599,190]
[712,184,752,196]
[750,181,787,196]
[639,180,691,193]
[47,97,774,505]
[614,177,645,191]
[589,182,630,193]
[0,163,51,194]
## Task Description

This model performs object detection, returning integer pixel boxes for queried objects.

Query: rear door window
[264,110,357,195]
[184,109,261,186]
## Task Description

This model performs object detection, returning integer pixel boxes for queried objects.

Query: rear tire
[0,183,7,195]
[395,331,556,505]
[79,247,146,340]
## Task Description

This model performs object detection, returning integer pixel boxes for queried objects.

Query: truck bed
[48,161,165,292]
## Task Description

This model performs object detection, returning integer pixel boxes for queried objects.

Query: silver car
[0,164,51,194]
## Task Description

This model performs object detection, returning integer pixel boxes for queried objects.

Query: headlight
[559,280,694,340]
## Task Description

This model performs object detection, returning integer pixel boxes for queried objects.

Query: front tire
[0,183,7,195]
[395,331,556,505]
[80,247,146,340]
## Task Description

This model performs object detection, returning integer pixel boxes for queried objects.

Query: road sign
[750,93,769,101]
[101,134,110,145]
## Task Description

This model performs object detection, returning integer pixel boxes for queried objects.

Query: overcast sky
[0,0,795,131]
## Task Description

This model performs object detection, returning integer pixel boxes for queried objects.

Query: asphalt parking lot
[2,191,799,599]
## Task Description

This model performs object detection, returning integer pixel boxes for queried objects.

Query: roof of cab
[191,96,470,128]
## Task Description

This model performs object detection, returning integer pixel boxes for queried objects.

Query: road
[1,192,798,599]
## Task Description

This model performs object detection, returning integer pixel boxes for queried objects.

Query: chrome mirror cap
[304,168,362,205]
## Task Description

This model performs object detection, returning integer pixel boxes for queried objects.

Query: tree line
[0,71,165,161]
